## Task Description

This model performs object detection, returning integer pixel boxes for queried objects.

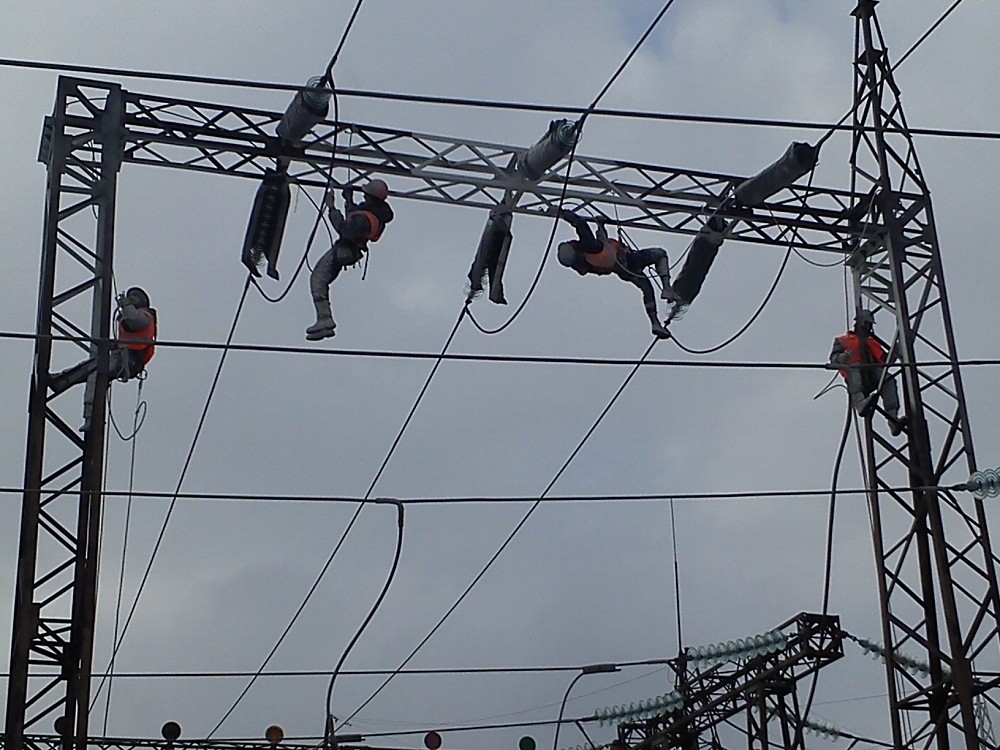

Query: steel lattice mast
[6,78,123,750]
[848,2,1000,749]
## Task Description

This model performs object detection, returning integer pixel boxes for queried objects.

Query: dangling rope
[100,377,145,733]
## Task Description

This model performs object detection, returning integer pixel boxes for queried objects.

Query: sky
[2,1,1000,749]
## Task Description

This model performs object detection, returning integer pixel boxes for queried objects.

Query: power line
[0,658,673,680]
[4,330,997,371]
[0,482,971,506]
[2,58,998,142]
[339,339,660,728]
[208,307,470,736]
[893,0,966,70]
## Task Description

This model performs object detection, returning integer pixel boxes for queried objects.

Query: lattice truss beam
[7,78,122,749]
[119,88,879,252]
[618,613,842,750]
[848,3,1000,750]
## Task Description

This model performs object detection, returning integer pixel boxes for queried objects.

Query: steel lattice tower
[848,2,1000,749]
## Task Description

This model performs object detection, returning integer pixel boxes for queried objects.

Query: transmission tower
[847,2,1000,749]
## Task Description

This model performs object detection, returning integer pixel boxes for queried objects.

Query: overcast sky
[2,2,1000,748]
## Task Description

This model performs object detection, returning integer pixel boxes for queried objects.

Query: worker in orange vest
[829,309,906,435]
[306,179,394,341]
[49,286,157,430]
[555,208,680,338]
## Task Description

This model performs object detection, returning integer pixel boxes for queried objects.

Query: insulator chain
[851,635,949,677]
[967,468,1000,499]
[594,691,685,726]
[684,629,788,668]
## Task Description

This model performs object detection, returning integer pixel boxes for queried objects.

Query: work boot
[858,392,878,419]
[305,316,336,341]
[49,362,89,396]
[654,257,681,302]
[79,403,93,433]
[888,415,907,437]
[660,282,682,302]
[650,320,671,339]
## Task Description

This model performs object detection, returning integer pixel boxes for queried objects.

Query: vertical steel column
[849,3,1000,749]
[5,77,123,750]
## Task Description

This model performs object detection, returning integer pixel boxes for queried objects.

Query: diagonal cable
[339,338,661,728]
[90,275,252,708]
[207,305,468,735]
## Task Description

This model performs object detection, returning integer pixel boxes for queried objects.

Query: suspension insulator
[734,141,820,207]
[276,76,332,143]
[241,170,291,280]
[517,119,578,181]
[672,217,728,305]
[967,468,1000,499]
[467,210,513,304]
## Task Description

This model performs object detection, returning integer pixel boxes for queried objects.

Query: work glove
[342,187,355,204]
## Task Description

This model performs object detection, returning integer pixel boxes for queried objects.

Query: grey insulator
[734,141,820,207]
[241,170,291,279]
[467,211,513,304]
[277,76,332,143]
[517,119,578,181]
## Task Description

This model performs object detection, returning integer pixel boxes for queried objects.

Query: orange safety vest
[834,332,884,380]
[118,309,157,366]
[346,209,384,242]
[583,238,621,274]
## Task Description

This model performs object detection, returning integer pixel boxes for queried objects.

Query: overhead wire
[0,657,677,680]
[2,12,993,142]
[669,245,791,355]
[324,504,405,748]
[814,0,968,150]
[7,330,997,371]
[208,306,469,735]
[212,3,447,735]
[90,276,253,709]
[0,480,974,506]
[338,338,661,730]
[100,378,147,733]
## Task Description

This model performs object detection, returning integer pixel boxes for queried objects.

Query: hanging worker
[306,179,394,341]
[49,286,157,430]
[555,208,679,338]
[829,309,906,436]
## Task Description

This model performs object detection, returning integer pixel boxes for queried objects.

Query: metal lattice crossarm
[119,90,876,252]
[618,613,843,750]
